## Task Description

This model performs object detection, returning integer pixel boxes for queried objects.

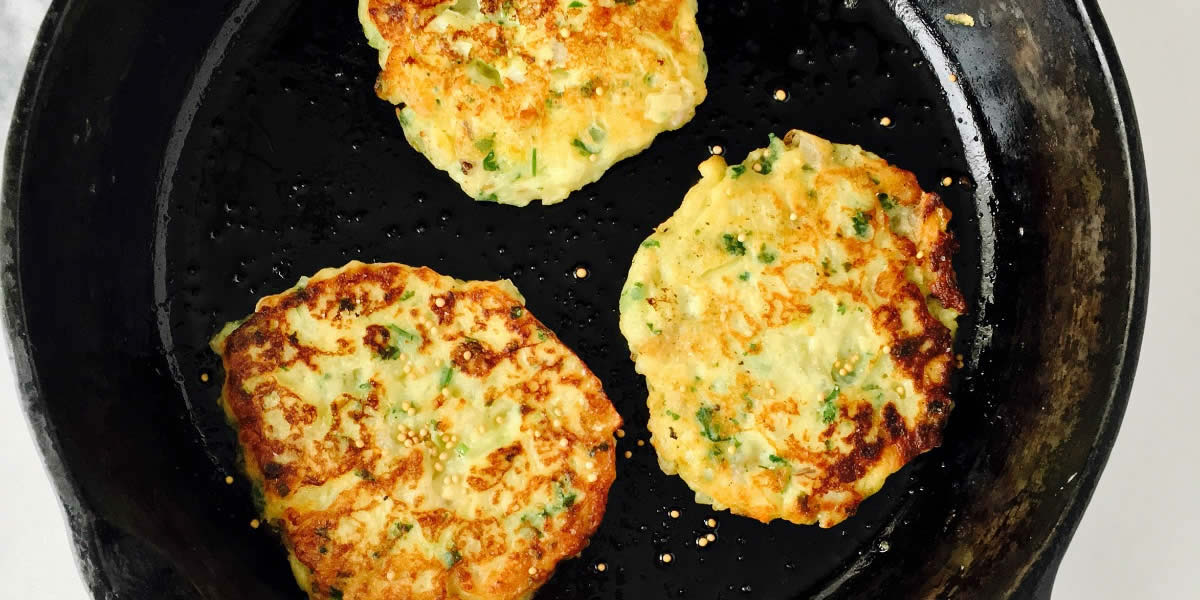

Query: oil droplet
[250,519,261,529]
[573,266,590,279]
[594,561,608,573]
[224,476,234,485]
[705,518,717,528]
[879,116,894,127]
[877,540,890,553]
[668,509,681,519]
[772,88,789,102]
[659,552,674,564]
[200,371,210,383]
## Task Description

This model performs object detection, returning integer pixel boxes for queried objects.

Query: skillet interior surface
[2,0,1147,599]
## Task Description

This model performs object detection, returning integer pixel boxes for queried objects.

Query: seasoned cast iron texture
[1,0,1146,599]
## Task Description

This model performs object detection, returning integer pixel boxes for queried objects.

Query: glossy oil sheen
[2,0,1148,598]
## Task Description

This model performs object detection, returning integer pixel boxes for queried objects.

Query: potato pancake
[359,0,707,206]
[211,261,622,599]
[618,130,965,527]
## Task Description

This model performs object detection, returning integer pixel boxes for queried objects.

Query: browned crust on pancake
[625,131,965,527]
[214,262,621,600]
[365,0,696,123]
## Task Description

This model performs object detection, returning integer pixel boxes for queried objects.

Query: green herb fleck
[820,387,840,424]
[869,175,881,185]
[355,467,374,481]
[556,483,578,509]
[666,410,681,420]
[474,135,495,153]
[568,1,586,7]
[483,150,500,171]
[438,367,454,388]
[571,138,597,156]
[877,192,895,209]
[768,454,787,465]
[580,78,600,96]
[646,322,662,335]
[588,124,606,143]
[537,329,549,341]
[757,244,777,264]
[615,0,637,5]
[400,290,415,301]
[390,522,413,539]
[468,59,503,87]
[722,233,747,256]
[388,325,418,343]
[641,239,660,248]
[478,192,499,203]
[446,549,463,566]
[852,210,870,238]
[822,257,834,275]
[454,442,470,457]
[752,133,784,175]
[696,405,730,442]
[393,523,417,542]
[510,306,524,319]
[729,164,747,179]
[377,346,399,360]
[629,282,646,301]
[739,271,750,281]
[330,588,344,600]
[837,303,847,315]
[531,148,538,176]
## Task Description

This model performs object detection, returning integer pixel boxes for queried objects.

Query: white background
[1,0,1196,597]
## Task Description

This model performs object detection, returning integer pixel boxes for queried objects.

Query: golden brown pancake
[360,0,707,206]
[212,261,622,599]
[619,130,964,527]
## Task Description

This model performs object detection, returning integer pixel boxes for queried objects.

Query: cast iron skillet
[1,0,1147,598]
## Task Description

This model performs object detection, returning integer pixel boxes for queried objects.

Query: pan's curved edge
[1020,1,1150,597]
[1,0,114,597]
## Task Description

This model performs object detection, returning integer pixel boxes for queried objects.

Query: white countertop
[1,0,1196,597]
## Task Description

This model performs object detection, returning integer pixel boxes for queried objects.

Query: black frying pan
[1,0,1147,598]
